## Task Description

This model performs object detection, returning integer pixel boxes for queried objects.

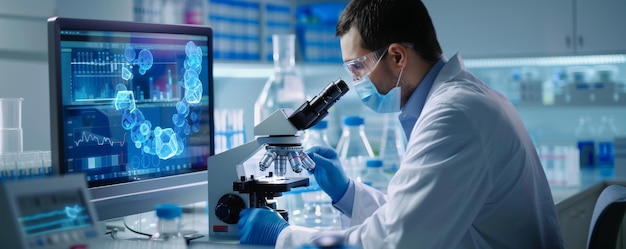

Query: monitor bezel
[47,16,213,221]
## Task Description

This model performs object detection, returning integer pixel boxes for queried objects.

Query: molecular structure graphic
[114,41,203,160]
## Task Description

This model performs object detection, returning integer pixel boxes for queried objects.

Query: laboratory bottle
[520,68,542,104]
[542,79,555,106]
[574,116,596,168]
[162,0,182,24]
[297,119,341,230]
[508,71,522,105]
[596,115,618,167]
[336,116,375,183]
[551,68,570,104]
[184,0,203,25]
[379,113,406,175]
[302,120,332,150]
[361,159,391,193]
[254,34,306,126]
[148,204,187,249]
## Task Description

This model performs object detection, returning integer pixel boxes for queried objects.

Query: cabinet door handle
[578,36,584,48]
[566,36,571,48]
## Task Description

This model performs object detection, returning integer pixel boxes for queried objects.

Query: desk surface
[93,239,272,249]
[104,209,272,248]
[102,167,618,248]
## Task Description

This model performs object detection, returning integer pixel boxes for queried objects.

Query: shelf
[214,62,346,80]
[464,54,626,68]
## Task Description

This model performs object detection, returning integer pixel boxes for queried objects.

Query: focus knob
[215,194,245,224]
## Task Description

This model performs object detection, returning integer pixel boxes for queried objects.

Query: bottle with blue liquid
[575,116,596,168]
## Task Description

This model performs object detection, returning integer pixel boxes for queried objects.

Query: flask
[148,204,187,249]
[336,116,375,183]
[574,116,596,168]
[254,34,306,125]
[379,113,405,174]
[361,159,391,193]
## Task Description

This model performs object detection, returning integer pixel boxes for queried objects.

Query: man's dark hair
[336,0,442,62]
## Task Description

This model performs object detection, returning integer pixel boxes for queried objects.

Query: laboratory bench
[93,239,271,249]
[101,204,274,248]
[97,167,623,249]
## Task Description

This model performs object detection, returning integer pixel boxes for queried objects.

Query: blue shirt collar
[399,56,447,139]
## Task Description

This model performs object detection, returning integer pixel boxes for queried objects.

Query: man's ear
[388,43,407,68]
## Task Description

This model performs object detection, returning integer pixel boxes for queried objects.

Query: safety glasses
[343,47,388,81]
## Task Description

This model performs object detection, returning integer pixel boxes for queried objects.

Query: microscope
[207,78,349,238]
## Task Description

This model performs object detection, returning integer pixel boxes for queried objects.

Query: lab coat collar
[399,54,450,139]
[432,52,466,86]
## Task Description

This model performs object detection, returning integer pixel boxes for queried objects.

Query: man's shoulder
[427,76,501,113]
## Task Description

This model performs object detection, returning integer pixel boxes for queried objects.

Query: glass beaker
[0,98,24,154]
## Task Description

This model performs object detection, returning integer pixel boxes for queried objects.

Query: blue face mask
[353,67,403,113]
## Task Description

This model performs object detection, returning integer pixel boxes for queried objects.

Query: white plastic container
[336,116,375,183]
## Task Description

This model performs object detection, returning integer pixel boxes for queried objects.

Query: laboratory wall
[0,0,54,151]
[2,0,625,155]
[1,1,625,248]
[0,0,133,151]
[262,58,626,152]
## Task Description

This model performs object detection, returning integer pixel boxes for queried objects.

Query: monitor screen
[18,189,92,238]
[48,17,213,221]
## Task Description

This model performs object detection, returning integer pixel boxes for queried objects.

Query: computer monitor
[47,17,213,221]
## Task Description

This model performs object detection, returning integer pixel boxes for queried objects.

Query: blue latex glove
[305,146,350,202]
[238,207,289,246]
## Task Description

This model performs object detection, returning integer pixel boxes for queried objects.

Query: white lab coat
[277,54,563,249]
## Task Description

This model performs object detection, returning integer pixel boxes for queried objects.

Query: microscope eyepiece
[288,78,349,130]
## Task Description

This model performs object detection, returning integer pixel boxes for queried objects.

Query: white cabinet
[55,0,133,21]
[0,0,55,55]
[0,0,134,56]
[423,0,626,58]
[423,0,574,58]
[575,0,626,55]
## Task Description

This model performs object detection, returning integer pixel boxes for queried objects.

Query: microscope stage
[233,176,310,194]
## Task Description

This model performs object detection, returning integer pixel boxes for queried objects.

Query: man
[238,0,564,248]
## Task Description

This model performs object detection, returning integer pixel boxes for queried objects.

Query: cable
[122,218,152,238]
